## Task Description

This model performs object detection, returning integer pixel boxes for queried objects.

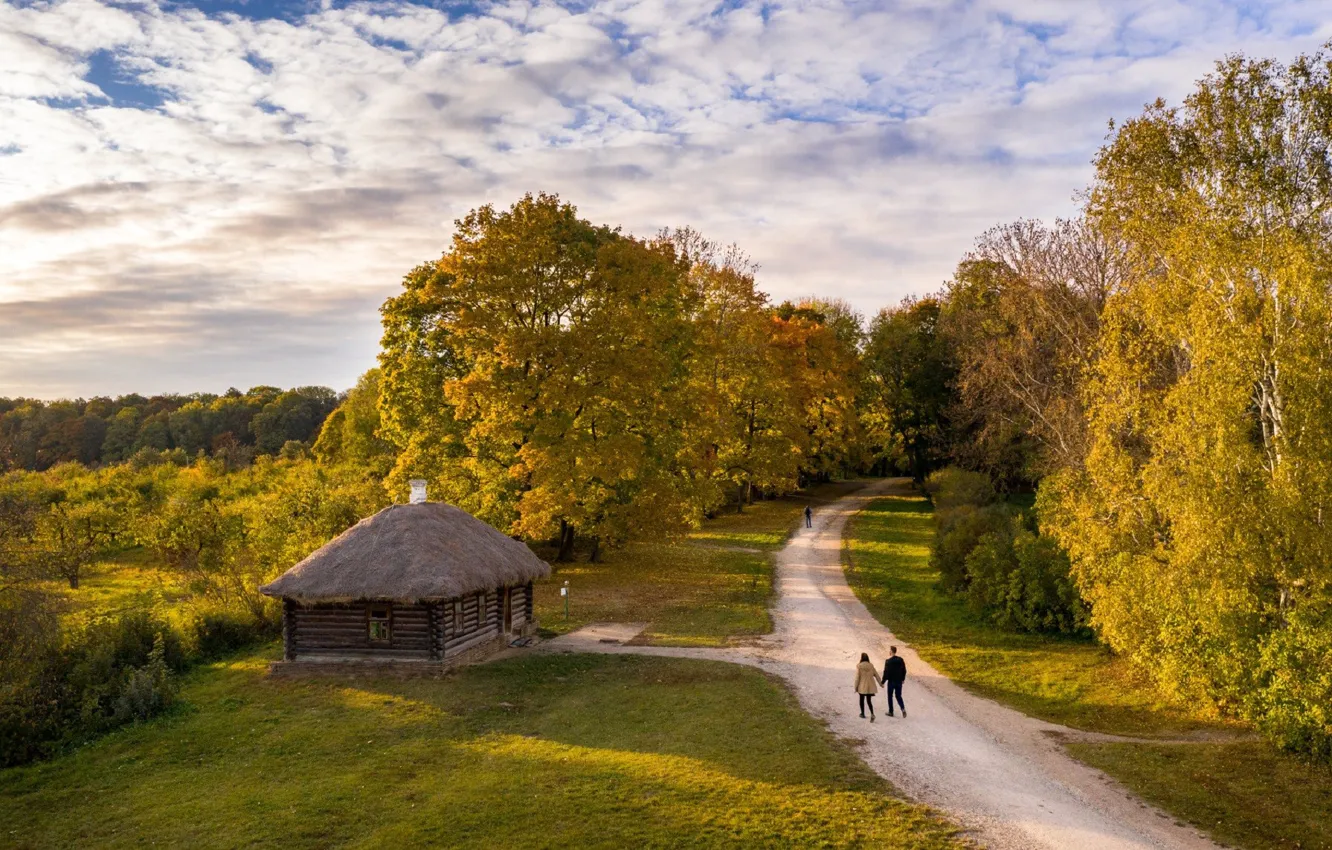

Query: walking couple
[854,647,907,721]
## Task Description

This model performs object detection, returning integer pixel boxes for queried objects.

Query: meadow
[532,482,863,646]
[1,483,973,849]
[0,651,962,849]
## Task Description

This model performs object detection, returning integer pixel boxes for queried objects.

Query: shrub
[998,530,1088,635]
[0,601,274,767]
[926,466,1088,635]
[924,467,997,514]
[1255,601,1332,762]
[189,605,277,660]
[112,634,177,724]
[932,503,1012,593]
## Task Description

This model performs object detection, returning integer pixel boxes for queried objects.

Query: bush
[933,504,1012,593]
[189,605,277,660]
[926,466,1088,636]
[924,467,997,514]
[112,634,177,724]
[963,530,1089,635]
[0,602,274,767]
[1255,601,1332,762]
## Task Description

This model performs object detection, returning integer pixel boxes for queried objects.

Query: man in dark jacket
[882,646,907,717]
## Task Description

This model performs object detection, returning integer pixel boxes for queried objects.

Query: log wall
[282,582,538,663]
[290,603,432,659]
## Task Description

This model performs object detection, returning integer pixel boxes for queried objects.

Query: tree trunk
[589,537,602,563]
[67,572,79,590]
[556,520,576,562]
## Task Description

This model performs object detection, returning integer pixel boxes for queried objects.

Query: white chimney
[409,479,428,505]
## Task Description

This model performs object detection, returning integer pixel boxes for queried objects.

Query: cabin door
[502,589,513,633]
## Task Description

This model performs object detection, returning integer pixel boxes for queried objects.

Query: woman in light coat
[854,652,881,721]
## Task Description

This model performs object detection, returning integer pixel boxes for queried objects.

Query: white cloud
[1,0,1329,397]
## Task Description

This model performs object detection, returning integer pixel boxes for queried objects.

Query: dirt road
[543,479,1221,849]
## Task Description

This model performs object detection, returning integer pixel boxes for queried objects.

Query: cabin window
[368,606,392,642]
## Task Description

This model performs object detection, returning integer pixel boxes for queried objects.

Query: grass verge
[535,481,863,646]
[0,647,963,849]
[844,485,1332,850]
[1065,742,1332,850]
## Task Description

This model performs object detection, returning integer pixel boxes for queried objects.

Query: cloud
[2,0,1331,397]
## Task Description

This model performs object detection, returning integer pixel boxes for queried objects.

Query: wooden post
[282,599,295,661]
[427,602,443,661]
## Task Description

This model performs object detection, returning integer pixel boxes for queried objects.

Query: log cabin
[260,484,550,666]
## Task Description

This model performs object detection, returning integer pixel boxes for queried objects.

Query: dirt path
[540,479,1221,850]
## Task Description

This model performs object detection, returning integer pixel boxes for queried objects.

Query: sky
[2,0,1331,399]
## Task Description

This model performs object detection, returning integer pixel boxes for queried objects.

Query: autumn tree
[380,194,699,559]
[776,298,865,484]
[863,297,955,482]
[1041,48,1332,759]
[941,219,1126,484]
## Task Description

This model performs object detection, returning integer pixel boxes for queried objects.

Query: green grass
[845,487,1332,850]
[0,647,963,850]
[536,481,864,646]
[843,492,1215,736]
[1066,742,1332,850]
[56,547,191,617]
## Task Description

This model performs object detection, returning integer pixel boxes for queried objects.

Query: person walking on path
[882,646,907,717]
[804,506,813,528]
[854,652,881,721]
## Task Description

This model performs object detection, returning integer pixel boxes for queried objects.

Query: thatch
[260,503,550,604]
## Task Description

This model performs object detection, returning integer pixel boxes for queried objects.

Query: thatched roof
[260,503,550,603]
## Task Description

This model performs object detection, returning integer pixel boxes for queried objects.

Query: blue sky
[2,0,1330,398]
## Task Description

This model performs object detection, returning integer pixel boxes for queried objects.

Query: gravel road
[542,479,1222,850]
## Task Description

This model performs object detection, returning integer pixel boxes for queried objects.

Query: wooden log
[294,612,367,626]
[445,627,500,655]
[282,599,295,661]
[297,647,432,658]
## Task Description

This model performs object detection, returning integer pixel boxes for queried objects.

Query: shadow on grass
[0,647,963,850]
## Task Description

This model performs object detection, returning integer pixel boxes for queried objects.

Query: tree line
[880,48,1332,763]
[0,386,341,472]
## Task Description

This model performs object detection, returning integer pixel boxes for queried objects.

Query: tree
[863,297,955,482]
[776,298,865,484]
[313,369,396,475]
[0,483,60,691]
[1042,47,1332,759]
[380,193,699,559]
[941,219,1126,483]
[668,231,816,513]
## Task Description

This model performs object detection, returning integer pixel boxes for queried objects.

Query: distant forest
[0,386,341,471]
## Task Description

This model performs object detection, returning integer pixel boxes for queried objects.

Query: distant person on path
[804,506,813,528]
[854,652,881,721]
[882,646,907,718]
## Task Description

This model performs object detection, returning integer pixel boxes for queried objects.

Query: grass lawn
[55,547,191,618]
[1066,742,1332,850]
[844,486,1332,850]
[0,647,963,850]
[535,481,864,646]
